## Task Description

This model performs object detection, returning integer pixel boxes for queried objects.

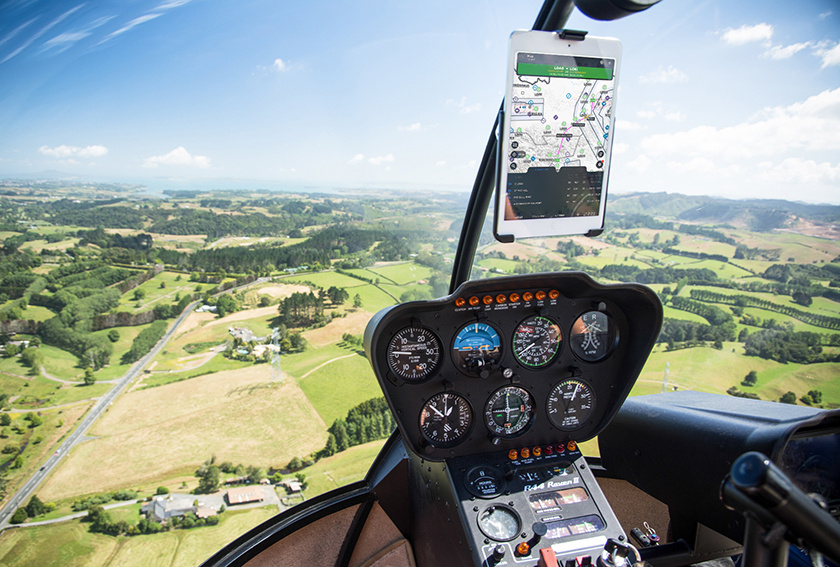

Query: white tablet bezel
[494,31,622,241]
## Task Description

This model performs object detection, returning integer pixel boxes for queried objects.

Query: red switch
[538,548,560,567]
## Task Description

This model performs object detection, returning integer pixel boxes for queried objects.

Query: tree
[133,288,146,301]
[10,508,27,524]
[84,367,96,386]
[3,344,19,358]
[156,486,169,495]
[808,390,823,404]
[353,294,363,308]
[294,473,308,491]
[107,329,120,343]
[196,464,220,493]
[0,413,10,426]
[742,370,758,387]
[25,495,45,517]
[246,465,264,484]
[779,391,797,404]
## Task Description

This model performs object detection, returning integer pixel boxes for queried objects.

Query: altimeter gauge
[570,310,617,362]
[484,385,534,437]
[387,326,442,382]
[512,315,562,367]
[419,392,473,447]
[546,379,596,431]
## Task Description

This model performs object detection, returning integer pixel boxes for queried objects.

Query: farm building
[142,495,197,523]
[226,486,265,505]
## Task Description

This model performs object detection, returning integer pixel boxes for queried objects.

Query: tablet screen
[504,52,616,222]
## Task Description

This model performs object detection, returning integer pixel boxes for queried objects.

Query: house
[226,486,264,505]
[141,495,197,523]
[279,478,303,494]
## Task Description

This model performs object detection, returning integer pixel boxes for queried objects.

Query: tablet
[494,31,622,241]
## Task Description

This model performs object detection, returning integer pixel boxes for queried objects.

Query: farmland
[0,186,837,565]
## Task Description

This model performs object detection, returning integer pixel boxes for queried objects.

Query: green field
[296,352,380,426]
[303,439,387,498]
[0,507,277,567]
[114,271,215,314]
[638,344,839,407]
[362,263,433,286]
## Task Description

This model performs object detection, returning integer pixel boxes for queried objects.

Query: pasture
[0,507,277,567]
[38,365,327,501]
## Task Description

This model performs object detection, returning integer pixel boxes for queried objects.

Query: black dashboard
[364,272,663,462]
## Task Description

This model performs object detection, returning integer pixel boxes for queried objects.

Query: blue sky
[0,0,838,203]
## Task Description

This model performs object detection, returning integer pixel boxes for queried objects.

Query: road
[0,300,200,530]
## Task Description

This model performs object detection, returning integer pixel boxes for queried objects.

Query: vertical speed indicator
[387,327,442,382]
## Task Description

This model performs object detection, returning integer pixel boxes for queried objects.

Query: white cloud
[100,13,163,44]
[156,0,192,10]
[721,23,774,46]
[611,142,629,155]
[819,11,832,20]
[143,146,210,168]
[627,154,652,174]
[447,96,481,114]
[347,154,365,165]
[435,161,446,167]
[2,5,84,63]
[273,58,287,72]
[664,111,685,122]
[641,87,840,161]
[616,120,645,131]
[763,42,812,60]
[41,16,115,54]
[399,122,422,132]
[813,41,840,68]
[636,110,657,120]
[639,65,688,84]
[756,157,840,184]
[39,144,108,158]
[368,154,394,166]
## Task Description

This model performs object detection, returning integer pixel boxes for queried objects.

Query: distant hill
[608,192,840,232]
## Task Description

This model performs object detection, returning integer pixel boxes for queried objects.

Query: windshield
[0,0,838,565]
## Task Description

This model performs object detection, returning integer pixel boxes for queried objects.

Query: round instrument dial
[513,315,562,367]
[484,385,534,438]
[570,311,617,362]
[477,504,521,542]
[546,379,596,431]
[419,392,473,447]
[465,466,506,498]
[452,322,502,376]
[386,326,442,382]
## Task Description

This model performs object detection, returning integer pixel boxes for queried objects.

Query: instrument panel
[365,272,662,461]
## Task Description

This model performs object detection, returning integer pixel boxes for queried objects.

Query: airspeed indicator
[387,327,441,382]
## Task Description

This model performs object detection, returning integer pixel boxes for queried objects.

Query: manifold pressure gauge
[387,326,442,382]
[419,392,473,447]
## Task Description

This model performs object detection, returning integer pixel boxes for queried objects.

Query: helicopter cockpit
[199,1,840,566]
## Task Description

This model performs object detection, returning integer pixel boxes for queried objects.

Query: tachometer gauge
[387,326,442,382]
[546,379,596,431]
[419,392,473,447]
[452,322,502,376]
[570,311,617,362]
[513,315,562,367]
[484,385,534,437]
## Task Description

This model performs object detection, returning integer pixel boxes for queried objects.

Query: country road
[0,299,200,530]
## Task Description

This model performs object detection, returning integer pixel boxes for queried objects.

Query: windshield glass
[0,0,837,565]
